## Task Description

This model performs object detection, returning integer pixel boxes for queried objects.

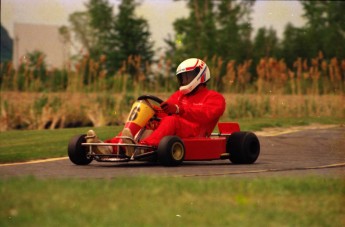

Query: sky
[1,0,306,52]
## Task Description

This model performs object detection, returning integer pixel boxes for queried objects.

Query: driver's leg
[104,128,136,156]
[139,129,154,141]
[121,128,135,156]
[85,130,113,154]
[140,116,199,146]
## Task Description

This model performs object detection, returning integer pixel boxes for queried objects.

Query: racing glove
[160,102,183,115]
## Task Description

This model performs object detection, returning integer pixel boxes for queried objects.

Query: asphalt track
[1,126,344,179]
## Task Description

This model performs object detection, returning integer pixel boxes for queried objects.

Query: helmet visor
[177,68,200,86]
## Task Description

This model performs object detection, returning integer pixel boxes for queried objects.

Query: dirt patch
[255,123,344,136]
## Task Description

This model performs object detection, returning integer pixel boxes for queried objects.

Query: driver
[86,58,226,156]
[139,58,226,147]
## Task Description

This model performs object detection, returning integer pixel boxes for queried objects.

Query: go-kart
[68,95,260,166]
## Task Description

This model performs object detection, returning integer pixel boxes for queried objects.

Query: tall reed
[1,52,344,130]
[1,52,344,94]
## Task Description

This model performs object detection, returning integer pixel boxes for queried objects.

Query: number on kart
[128,105,140,121]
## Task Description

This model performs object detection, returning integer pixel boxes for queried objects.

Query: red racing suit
[140,86,226,146]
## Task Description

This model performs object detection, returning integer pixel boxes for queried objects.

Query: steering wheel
[137,95,164,119]
[137,95,164,104]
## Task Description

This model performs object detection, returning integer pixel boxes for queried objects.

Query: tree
[85,0,113,58]
[63,0,114,60]
[216,0,255,63]
[299,1,345,59]
[252,27,280,63]
[105,0,154,74]
[165,0,216,68]
[61,0,154,75]
[278,1,345,66]
[166,0,255,67]
[280,23,310,67]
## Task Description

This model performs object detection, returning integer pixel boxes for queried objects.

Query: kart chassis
[81,132,233,163]
[68,95,260,166]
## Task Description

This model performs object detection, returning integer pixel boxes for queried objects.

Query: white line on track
[181,162,345,177]
[0,157,68,167]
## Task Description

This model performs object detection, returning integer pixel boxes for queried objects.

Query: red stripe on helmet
[200,73,205,83]
[185,59,199,71]
[198,66,207,83]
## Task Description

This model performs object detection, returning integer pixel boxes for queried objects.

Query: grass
[0,176,344,227]
[1,118,344,227]
[0,117,343,164]
[0,126,121,163]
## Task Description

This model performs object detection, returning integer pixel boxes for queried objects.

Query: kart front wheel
[157,136,185,166]
[68,134,93,165]
[227,132,260,164]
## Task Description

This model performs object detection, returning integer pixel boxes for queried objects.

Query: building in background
[13,23,68,69]
[1,24,13,63]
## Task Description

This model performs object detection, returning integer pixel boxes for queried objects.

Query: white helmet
[176,58,211,94]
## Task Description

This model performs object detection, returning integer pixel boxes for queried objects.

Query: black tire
[68,134,93,165]
[157,136,185,166]
[227,132,260,164]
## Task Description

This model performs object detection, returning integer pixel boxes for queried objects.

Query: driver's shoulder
[206,89,224,99]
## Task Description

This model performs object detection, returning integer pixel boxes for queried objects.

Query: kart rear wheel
[157,136,185,166]
[227,132,260,164]
[68,134,93,165]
